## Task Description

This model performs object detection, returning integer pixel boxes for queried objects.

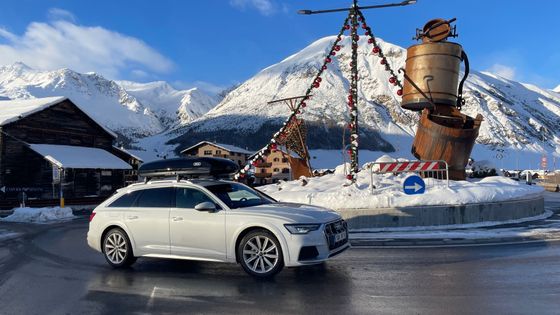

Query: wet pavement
[1,217,560,314]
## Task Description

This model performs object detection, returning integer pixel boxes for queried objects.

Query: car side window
[134,187,175,208]
[108,190,142,207]
[176,188,218,209]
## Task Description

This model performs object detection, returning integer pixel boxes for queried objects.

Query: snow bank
[260,160,545,210]
[0,207,75,224]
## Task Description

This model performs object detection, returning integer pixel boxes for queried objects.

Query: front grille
[324,219,348,250]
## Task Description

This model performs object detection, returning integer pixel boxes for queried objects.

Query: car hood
[230,202,341,224]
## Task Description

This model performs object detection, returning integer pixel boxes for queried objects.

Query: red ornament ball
[346,174,353,180]
[368,38,374,44]
[344,24,350,30]
[301,102,307,108]
[372,46,380,54]
[322,65,327,70]
[357,17,363,22]
[330,51,336,56]
[380,58,387,65]
[389,77,396,84]
[313,82,320,88]
[365,31,370,36]
[325,57,332,63]
[334,45,341,51]
[315,77,322,82]
[397,89,403,96]
[361,23,367,29]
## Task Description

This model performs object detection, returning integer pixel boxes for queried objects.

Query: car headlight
[284,224,321,234]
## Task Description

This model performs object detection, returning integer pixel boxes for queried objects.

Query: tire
[237,229,284,278]
[102,228,136,268]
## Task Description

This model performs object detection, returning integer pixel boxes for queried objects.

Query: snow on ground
[0,207,75,224]
[260,158,545,210]
[0,229,20,241]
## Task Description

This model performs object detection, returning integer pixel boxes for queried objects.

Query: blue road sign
[403,175,426,195]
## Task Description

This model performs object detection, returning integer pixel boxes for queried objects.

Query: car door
[170,187,226,261]
[123,187,173,256]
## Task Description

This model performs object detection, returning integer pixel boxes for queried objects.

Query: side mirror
[194,201,217,212]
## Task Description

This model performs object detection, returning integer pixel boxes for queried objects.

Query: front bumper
[283,219,350,267]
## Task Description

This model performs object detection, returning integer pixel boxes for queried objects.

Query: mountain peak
[554,85,560,93]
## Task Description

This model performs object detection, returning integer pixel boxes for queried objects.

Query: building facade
[0,96,139,202]
[254,150,292,185]
[180,141,252,167]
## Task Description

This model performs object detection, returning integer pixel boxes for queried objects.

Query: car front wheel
[102,228,136,268]
[238,229,284,278]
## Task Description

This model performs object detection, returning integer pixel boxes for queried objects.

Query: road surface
[1,218,559,314]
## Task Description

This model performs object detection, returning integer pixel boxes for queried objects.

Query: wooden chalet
[180,141,253,167]
[0,96,139,202]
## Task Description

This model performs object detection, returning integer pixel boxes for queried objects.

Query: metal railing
[366,160,449,194]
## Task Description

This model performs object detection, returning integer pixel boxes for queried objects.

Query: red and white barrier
[376,161,442,173]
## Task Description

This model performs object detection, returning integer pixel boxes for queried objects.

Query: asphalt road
[0,218,559,315]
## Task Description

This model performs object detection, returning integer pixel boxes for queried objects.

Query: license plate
[334,232,347,243]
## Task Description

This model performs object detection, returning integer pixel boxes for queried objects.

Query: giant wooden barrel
[412,110,483,180]
[402,42,463,111]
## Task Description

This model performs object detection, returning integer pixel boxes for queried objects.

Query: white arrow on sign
[404,182,423,192]
[0,186,5,193]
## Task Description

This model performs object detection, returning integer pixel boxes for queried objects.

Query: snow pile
[260,159,545,210]
[0,207,75,224]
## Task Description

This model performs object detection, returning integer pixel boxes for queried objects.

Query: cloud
[230,0,277,16]
[47,8,76,22]
[0,13,174,79]
[487,64,516,80]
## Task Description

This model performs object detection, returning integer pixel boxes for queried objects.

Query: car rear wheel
[102,228,136,268]
[238,229,284,278]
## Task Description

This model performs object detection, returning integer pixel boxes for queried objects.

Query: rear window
[108,190,142,207]
[134,187,175,208]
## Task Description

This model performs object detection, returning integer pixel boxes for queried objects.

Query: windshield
[205,182,274,209]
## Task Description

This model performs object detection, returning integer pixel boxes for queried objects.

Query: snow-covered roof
[29,144,132,170]
[112,145,144,162]
[181,141,253,155]
[0,96,118,138]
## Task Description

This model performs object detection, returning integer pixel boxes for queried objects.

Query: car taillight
[89,212,96,222]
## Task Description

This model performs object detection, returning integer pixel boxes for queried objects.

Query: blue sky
[0,0,558,92]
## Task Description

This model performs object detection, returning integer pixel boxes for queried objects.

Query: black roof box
[138,157,239,180]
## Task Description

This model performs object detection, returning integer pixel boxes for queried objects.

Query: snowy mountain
[0,63,220,145]
[169,36,560,160]
[0,62,162,138]
[117,80,219,129]
[554,85,560,93]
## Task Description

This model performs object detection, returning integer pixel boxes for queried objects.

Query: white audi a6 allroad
[87,158,349,278]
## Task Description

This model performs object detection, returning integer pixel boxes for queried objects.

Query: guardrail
[366,160,449,194]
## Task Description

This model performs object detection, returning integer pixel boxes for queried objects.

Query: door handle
[172,216,183,222]
[127,215,139,220]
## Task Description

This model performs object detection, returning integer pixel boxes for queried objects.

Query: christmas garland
[235,7,403,182]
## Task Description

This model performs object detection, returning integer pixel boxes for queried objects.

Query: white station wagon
[87,162,349,277]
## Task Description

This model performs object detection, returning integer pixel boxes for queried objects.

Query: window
[135,187,174,208]
[273,158,280,162]
[273,168,280,172]
[205,183,273,209]
[203,150,212,155]
[215,150,222,155]
[108,190,142,207]
[282,168,290,174]
[282,158,288,163]
[176,188,217,209]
